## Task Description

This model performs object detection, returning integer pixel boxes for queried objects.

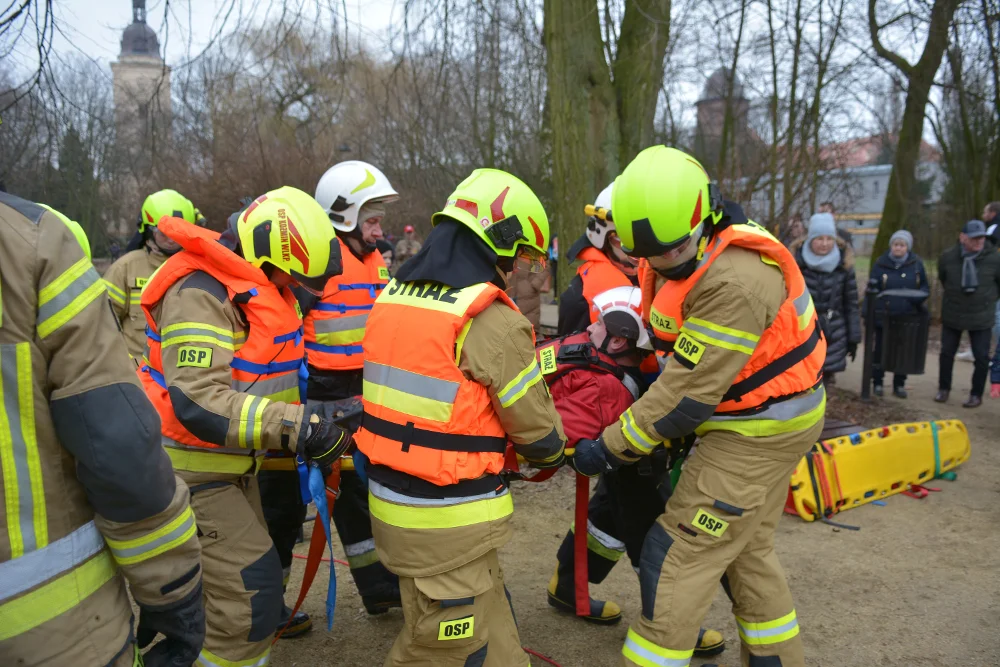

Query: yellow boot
[695,627,726,657]
[546,571,622,625]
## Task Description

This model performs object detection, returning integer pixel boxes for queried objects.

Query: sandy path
[273,350,1000,666]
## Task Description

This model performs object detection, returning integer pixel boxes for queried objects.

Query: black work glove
[847,342,858,362]
[137,581,205,667]
[297,413,353,478]
[568,438,621,477]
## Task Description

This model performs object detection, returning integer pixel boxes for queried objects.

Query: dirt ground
[273,350,1000,666]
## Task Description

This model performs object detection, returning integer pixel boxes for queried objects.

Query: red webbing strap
[274,461,341,643]
[573,472,590,617]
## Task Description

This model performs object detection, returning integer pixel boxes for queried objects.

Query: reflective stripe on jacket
[139,218,305,458]
[644,221,826,415]
[303,238,388,371]
[1,194,201,664]
[355,279,514,487]
[102,248,166,359]
[576,247,633,324]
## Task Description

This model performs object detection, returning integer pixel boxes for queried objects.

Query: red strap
[274,461,341,643]
[902,483,940,499]
[502,442,560,483]
[812,452,836,516]
[573,472,589,617]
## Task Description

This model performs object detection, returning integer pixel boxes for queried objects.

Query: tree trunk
[869,0,961,258]
[544,0,616,293]
[614,0,671,168]
[545,0,671,295]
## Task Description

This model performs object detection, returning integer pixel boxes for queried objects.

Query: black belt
[367,464,508,499]
[361,412,507,454]
[722,325,823,403]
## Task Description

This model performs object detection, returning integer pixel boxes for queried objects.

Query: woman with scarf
[935,220,1000,407]
[791,213,861,385]
[863,230,929,397]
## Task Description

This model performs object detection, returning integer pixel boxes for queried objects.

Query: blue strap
[307,464,336,630]
[145,325,162,342]
[337,282,385,300]
[312,302,373,313]
[298,361,309,403]
[352,450,369,487]
[229,357,302,374]
[304,341,364,356]
[273,328,303,345]
[931,421,941,478]
[141,365,168,389]
[296,456,311,503]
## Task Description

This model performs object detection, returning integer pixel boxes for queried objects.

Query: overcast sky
[42,0,398,68]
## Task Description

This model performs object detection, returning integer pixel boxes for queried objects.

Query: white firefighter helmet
[592,285,651,350]
[586,182,615,249]
[314,160,399,233]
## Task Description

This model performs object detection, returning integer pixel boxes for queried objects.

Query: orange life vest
[303,238,389,371]
[139,218,305,451]
[645,221,825,413]
[576,247,634,324]
[354,279,517,487]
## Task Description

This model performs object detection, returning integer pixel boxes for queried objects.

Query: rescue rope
[523,647,564,666]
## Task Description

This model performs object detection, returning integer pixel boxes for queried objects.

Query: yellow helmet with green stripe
[612,146,724,257]
[432,169,550,259]
[139,189,198,232]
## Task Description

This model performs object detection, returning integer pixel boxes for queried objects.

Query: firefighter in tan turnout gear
[0,192,205,666]
[571,147,826,667]
[354,169,567,666]
[137,186,353,666]
[103,189,203,359]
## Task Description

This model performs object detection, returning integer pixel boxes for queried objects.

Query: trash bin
[881,311,930,375]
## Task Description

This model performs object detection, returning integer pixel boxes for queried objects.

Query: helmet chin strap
[597,335,636,359]
[148,231,181,256]
[653,223,712,281]
[344,226,376,257]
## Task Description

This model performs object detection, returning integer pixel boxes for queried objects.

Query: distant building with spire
[693,68,757,177]
[111,0,170,150]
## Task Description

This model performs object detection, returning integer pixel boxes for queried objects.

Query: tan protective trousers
[184,474,283,667]
[384,549,528,667]
[621,420,822,667]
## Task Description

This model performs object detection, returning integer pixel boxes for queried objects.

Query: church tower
[110,0,170,149]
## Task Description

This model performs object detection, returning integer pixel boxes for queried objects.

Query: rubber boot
[694,627,726,657]
[361,578,402,615]
[546,570,622,625]
[276,603,312,639]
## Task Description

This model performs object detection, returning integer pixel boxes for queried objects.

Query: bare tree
[545,0,671,288]
[868,0,961,257]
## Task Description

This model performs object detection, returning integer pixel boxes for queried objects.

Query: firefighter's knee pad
[240,544,284,642]
[638,523,675,621]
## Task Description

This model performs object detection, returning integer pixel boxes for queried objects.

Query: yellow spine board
[789,420,970,521]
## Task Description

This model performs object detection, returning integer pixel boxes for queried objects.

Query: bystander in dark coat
[792,213,861,381]
[935,220,1000,407]
[862,230,928,397]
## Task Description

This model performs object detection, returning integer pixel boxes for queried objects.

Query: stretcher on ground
[786,419,970,523]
